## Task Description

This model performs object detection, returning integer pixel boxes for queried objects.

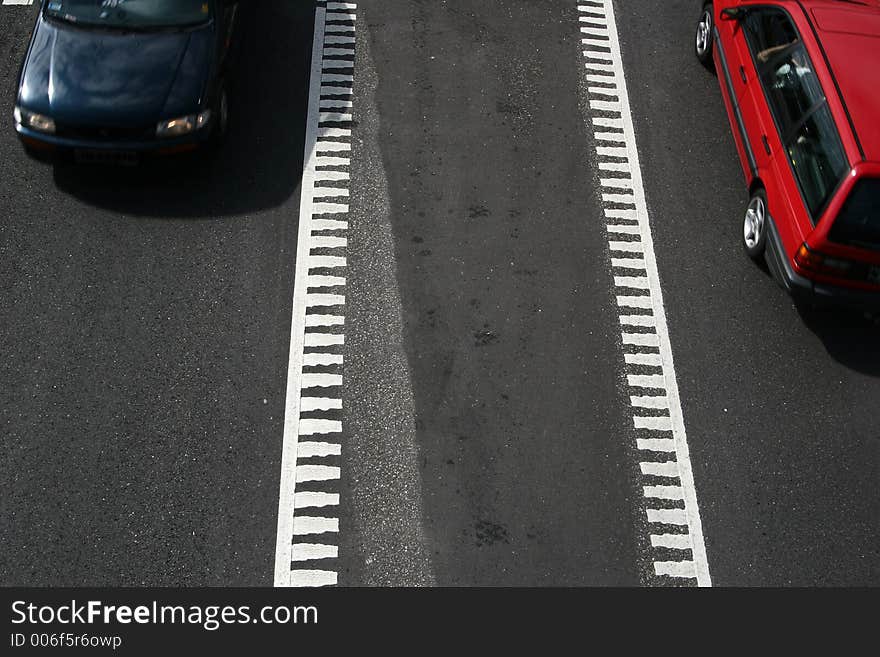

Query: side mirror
[720,7,749,20]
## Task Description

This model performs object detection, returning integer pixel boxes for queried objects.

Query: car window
[786,104,849,218]
[44,0,213,29]
[760,44,825,139]
[744,8,800,67]
[828,179,880,252]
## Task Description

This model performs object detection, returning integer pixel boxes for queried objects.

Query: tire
[743,188,769,262]
[207,84,229,152]
[695,3,715,70]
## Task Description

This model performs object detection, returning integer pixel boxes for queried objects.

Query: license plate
[74,149,139,166]
[869,266,880,285]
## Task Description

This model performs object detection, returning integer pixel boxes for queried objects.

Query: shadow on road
[798,306,880,376]
[51,1,313,219]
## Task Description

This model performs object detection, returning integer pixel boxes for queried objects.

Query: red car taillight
[794,243,861,280]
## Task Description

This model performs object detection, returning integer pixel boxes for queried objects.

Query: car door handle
[761,134,771,155]
[740,66,747,84]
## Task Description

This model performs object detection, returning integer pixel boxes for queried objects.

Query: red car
[694,0,880,311]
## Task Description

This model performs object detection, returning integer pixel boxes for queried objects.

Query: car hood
[19,17,213,126]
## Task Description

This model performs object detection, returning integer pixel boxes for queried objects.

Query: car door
[739,5,849,252]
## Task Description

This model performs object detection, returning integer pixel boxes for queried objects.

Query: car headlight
[14,106,56,134]
[156,110,212,138]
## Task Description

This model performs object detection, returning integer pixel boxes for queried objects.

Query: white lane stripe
[316,156,350,167]
[590,0,710,585]
[312,202,349,214]
[651,534,692,550]
[316,140,352,151]
[305,315,345,328]
[643,485,685,500]
[302,373,343,388]
[299,397,343,412]
[294,491,340,509]
[305,295,346,308]
[620,314,656,327]
[292,544,339,561]
[308,274,346,287]
[302,352,344,366]
[628,374,665,388]
[2,0,34,4]
[311,234,348,247]
[608,241,644,253]
[296,465,340,483]
[275,5,328,589]
[276,2,356,588]
[603,192,636,204]
[290,570,337,587]
[614,275,650,289]
[299,419,342,435]
[631,395,670,410]
[601,177,633,189]
[637,438,676,452]
[624,352,662,366]
[634,415,673,431]
[623,333,660,347]
[606,224,639,234]
[647,508,689,525]
[319,112,353,122]
[297,441,342,458]
[611,257,647,270]
[303,332,344,347]
[640,460,679,477]
[311,218,349,229]
[617,295,653,309]
[605,208,637,219]
[595,130,625,142]
[293,516,339,535]
[655,561,697,579]
[309,256,346,269]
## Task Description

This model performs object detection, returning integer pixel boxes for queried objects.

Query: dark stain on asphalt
[474,520,510,547]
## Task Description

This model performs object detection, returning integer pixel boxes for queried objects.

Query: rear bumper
[765,219,880,313]
[15,123,209,155]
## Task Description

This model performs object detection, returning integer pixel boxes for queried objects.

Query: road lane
[0,1,314,585]
[614,0,879,585]
[340,0,645,585]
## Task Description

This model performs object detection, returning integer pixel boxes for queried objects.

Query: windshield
[828,178,880,252]
[44,0,213,29]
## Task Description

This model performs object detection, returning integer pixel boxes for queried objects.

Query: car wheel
[743,189,768,261]
[695,4,715,69]
[208,85,230,151]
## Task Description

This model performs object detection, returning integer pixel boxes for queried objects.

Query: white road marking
[274,2,358,588]
[2,0,34,5]
[577,0,711,586]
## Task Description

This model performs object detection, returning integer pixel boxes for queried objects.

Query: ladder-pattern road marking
[576,0,712,586]
[274,0,357,588]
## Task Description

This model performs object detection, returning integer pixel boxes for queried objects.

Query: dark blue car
[14,0,240,163]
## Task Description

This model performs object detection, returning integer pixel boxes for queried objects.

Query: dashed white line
[577,0,711,586]
[274,1,357,588]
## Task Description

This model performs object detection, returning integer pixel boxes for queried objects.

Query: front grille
[55,122,156,142]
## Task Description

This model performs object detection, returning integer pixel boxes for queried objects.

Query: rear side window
[787,105,849,217]
[828,179,880,251]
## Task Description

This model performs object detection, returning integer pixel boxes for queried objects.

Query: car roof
[800,0,880,162]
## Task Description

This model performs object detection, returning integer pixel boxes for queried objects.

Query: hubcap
[696,10,712,56]
[744,196,765,249]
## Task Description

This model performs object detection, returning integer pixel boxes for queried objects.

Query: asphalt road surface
[1,0,877,587]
